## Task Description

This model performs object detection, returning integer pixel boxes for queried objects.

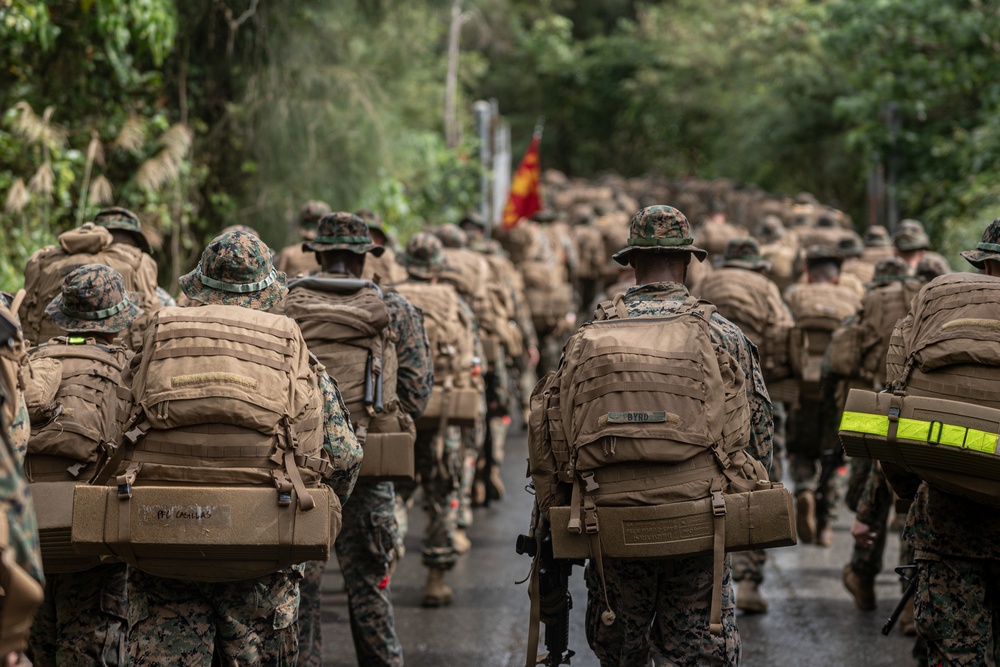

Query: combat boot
[796,489,817,545]
[422,567,454,607]
[736,580,769,614]
[842,565,876,611]
[453,528,472,555]
[815,520,834,548]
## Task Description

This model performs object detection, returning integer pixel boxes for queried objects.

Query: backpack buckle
[711,489,726,517]
[581,471,600,493]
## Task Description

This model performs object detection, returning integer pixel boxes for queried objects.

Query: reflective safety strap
[840,411,999,454]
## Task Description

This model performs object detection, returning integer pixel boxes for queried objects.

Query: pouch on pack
[529,296,794,637]
[75,305,340,581]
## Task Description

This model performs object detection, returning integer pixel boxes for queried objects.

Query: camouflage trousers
[788,396,842,526]
[584,554,740,667]
[295,560,325,667]
[29,563,128,666]
[127,568,300,666]
[458,401,486,530]
[335,481,403,667]
[395,426,461,569]
[848,462,915,580]
[914,554,1000,667]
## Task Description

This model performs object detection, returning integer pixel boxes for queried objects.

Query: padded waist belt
[840,410,999,454]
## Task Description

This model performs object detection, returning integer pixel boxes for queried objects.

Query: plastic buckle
[584,508,599,534]
[711,489,726,517]
[278,490,292,507]
[581,471,600,493]
[887,407,900,421]
[117,481,133,500]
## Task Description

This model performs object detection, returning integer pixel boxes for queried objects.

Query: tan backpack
[274,242,320,279]
[74,305,339,581]
[785,282,860,399]
[521,260,574,334]
[761,243,799,293]
[856,279,922,387]
[24,339,130,573]
[696,268,792,382]
[281,277,414,482]
[19,224,161,349]
[441,248,510,366]
[530,296,793,635]
[393,281,481,429]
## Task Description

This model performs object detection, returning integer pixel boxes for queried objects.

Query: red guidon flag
[502,131,542,229]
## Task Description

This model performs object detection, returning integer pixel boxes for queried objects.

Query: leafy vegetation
[3,0,1000,290]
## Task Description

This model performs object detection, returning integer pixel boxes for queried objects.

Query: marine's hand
[850,519,877,548]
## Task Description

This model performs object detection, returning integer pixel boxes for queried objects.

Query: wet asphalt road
[322,429,918,667]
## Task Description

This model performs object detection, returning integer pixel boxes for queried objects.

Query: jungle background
[4,0,1000,291]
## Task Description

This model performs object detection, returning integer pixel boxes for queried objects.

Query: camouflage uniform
[126,231,362,667]
[878,222,1000,667]
[274,200,330,279]
[574,207,773,666]
[393,234,469,591]
[293,213,432,667]
[0,301,44,660]
[28,265,141,667]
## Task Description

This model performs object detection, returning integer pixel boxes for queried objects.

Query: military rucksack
[75,305,339,581]
[696,268,792,382]
[440,248,511,366]
[785,282,860,399]
[281,277,415,482]
[520,260,574,334]
[529,296,793,635]
[274,242,320,279]
[392,281,481,429]
[23,339,130,573]
[19,224,161,349]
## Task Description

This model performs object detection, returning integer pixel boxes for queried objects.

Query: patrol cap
[297,200,332,241]
[961,219,1000,269]
[870,257,912,284]
[722,238,771,271]
[93,207,150,254]
[46,264,142,334]
[612,205,707,266]
[435,224,468,249]
[302,213,385,257]
[180,230,287,310]
[863,225,891,248]
[402,232,447,279]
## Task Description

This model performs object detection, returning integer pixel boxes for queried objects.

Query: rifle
[882,565,917,636]
[517,514,577,666]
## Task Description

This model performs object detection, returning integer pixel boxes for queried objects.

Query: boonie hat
[46,264,142,334]
[612,205,707,266]
[961,219,1000,269]
[722,238,771,271]
[297,200,332,241]
[804,245,844,265]
[93,207,150,253]
[870,257,912,285]
[863,225,891,248]
[893,227,931,252]
[303,213,385,257]
[435,224,468,249]
[402,232,447,279]
[180,230,287,310]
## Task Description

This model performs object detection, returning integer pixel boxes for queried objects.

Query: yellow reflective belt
[840,411,998,455]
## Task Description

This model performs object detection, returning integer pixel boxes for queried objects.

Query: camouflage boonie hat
[758,215,785,242]
[531,210,559,223]
[836,233,864,258]
[180,230,287,310]
[863,225,891,247]
[302,213,385,257]
[804,245,844,265]
[612,205,707,266]
[435,224,468,249]
[899,218,926,234]
[220,224,260,238]
[917,253,951,280]
[722,238,770,271]
[297,200,332,241]
[402,232,447,279]
[93,206,150,253]
[870,257,912,285]
[46,264,142,334]
[961,219,1000,269]
[893,227,931,252]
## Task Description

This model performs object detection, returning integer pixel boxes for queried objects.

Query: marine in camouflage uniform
[878,222,1000,667]
[0,299,44,663]
[394,233,471,607]
[292,213,432,667]
[563,206,773,667]
[274,200,330,278]
[126,231,362,667]
[27,265,142,667]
